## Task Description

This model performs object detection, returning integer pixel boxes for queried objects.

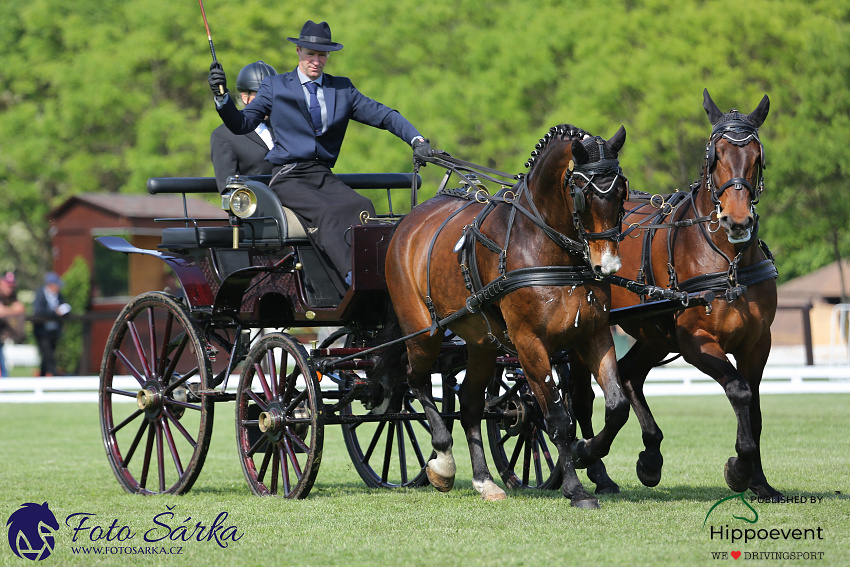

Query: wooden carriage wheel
[321,328,458,489]
[99,292,214,495]
[486,369,562,490]
[235,332,324,498]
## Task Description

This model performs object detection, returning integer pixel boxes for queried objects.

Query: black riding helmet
[236,61,277,93]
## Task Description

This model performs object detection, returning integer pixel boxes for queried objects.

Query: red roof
[49,193,227,221]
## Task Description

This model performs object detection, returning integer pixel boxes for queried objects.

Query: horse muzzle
[718,212,754,244]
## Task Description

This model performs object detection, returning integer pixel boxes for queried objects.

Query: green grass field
[1,394,847,566]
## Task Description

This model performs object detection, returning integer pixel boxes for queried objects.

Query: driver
[208,20,434,288]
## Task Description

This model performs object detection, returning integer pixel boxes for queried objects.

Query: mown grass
[1,394,847,566]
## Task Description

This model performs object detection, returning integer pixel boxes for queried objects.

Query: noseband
[704,117,765,208]
[565,136,627,243]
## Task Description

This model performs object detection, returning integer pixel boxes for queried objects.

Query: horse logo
[6,502,60,561]
[703,492,759,527]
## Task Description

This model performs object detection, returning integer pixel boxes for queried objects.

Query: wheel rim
[486,371,561,490]
[340,375,456,489]
[236,333,323,498]
[99,292,213,495]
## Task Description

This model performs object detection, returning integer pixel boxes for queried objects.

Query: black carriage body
[99,174,414,329]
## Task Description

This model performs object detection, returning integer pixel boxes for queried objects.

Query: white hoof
[473,479,506,501]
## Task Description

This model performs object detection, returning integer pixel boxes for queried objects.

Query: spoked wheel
[99,292,214,495]
[486,368,562,490]
[326,328,459,488]
[340,372,457,488]
[235,332,323,498]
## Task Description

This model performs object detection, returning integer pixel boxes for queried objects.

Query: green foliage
[54,256,91,374]
[0,0,847,285]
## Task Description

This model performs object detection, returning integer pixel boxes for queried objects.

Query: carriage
[96,129,716,502]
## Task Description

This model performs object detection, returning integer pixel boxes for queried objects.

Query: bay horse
[569,89,782,499]
[382,124,629,508]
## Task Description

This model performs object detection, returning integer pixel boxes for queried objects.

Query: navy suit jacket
[217,69,421,168]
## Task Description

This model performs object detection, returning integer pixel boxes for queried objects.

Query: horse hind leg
[459,347,505,501]
[559,357,620,494]
[404,334,457,492]
[616,341,670,488]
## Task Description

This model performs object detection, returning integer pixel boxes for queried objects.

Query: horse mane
[524,124,585,170]
[524,124,618,172]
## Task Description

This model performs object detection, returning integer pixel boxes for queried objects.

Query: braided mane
[524,124,585,170]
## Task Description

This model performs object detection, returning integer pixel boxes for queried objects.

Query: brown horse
[570,89,781,499]
[383,124,629,508]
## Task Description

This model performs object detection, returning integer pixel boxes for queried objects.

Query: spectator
[0,272,26,377]
[32,272,71,377]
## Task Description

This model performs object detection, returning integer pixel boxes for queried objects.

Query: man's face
[297,46,329,80]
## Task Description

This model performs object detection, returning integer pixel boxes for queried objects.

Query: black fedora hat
[287,20,343,52]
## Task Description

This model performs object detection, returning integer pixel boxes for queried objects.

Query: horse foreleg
[458,347,505,501]
[562,356,620,494]
[617,341,669,487]
[736,332,783,500]
[406,337,457,492]
[681,336,757,493]
[520,345,598,508]
[570,331,629,471]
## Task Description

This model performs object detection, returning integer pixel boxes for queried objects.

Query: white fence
[2,366,850,403]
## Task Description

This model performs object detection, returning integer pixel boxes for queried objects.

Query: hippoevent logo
[6,502,243,560]
[6,502,60,561]
[704,492,826,561]
[704,492,759,528]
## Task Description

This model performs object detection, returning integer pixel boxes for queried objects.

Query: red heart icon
[731,551,742,560]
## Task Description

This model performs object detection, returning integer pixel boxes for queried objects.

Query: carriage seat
[157,179,309,250]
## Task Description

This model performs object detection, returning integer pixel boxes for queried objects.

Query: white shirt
[254,122,274,150]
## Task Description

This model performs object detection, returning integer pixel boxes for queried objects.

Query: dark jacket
[210,125,274,193]
[217,69,421,168]
[32,286,66,337]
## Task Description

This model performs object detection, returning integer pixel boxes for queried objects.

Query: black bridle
[565,138,628,246]
[704,118,765,208]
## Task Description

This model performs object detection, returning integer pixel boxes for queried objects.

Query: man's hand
[209,62,228,97]
[412,137,434,165]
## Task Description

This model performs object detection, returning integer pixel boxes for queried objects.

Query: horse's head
[570,127,628,275]
[702,89,769,244]
[526,124,628,275]
[6,502,60,560]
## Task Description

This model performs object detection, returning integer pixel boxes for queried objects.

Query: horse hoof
[587,461,620,495]
[724,458,752,493]
[636,459,662,488]
[426,466,455,493]
[483,489,507,502]
[570,439,594,470]
[474,479,507,501]
[751,484,783,501]
[570,494,601,509]
[595,482,620,495]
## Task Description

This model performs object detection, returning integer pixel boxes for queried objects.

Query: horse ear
[748,94,770,127]
[703,88,723,124]
[571,139,589,165]
[607,125,626,154]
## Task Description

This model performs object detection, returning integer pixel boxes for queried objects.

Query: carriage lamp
[227,187,258,218]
